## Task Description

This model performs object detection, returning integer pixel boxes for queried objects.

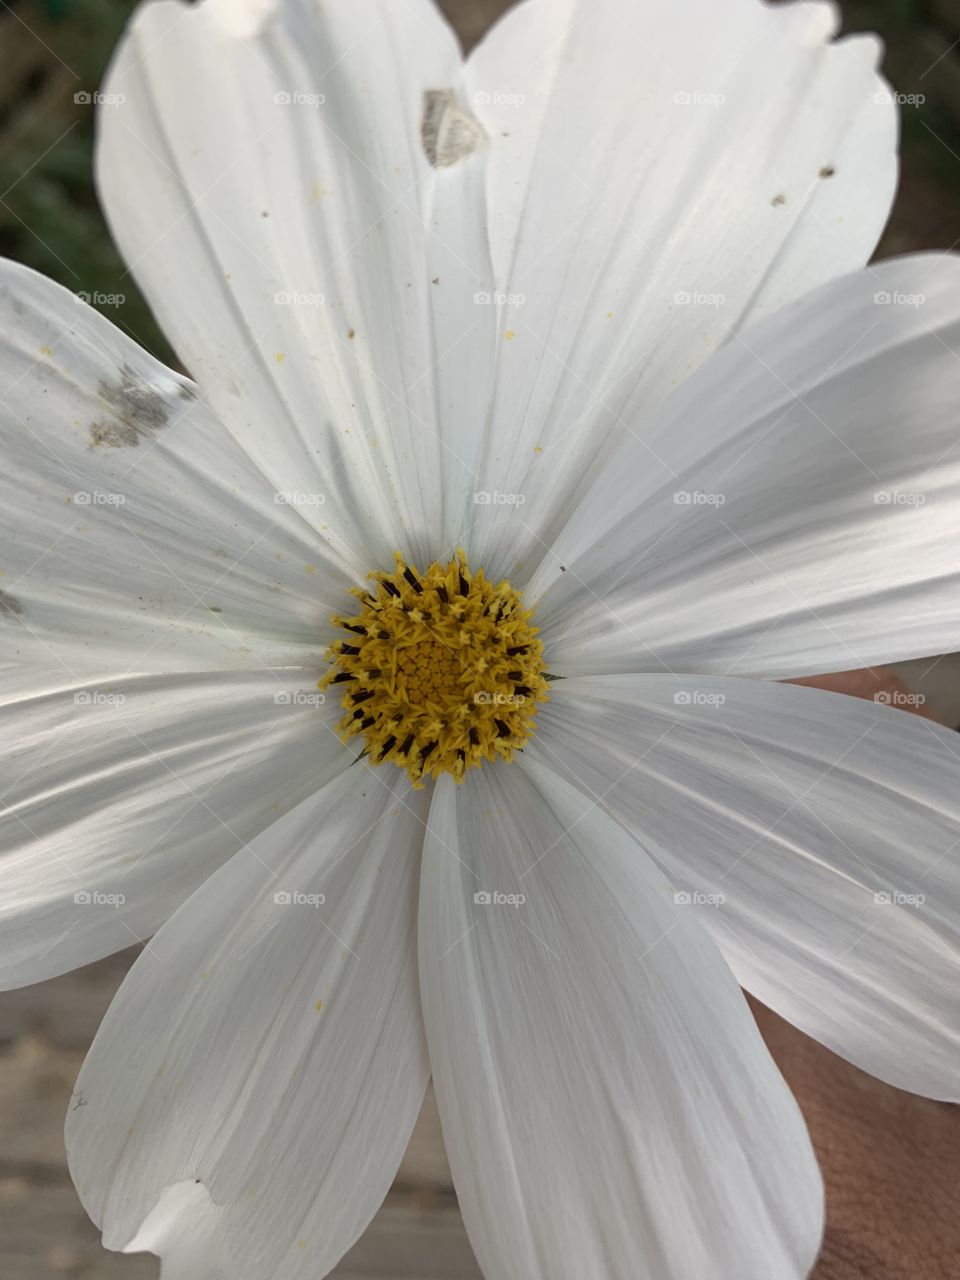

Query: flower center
[321,551,548,787]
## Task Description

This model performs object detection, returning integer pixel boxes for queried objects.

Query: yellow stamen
[321,551,549,787]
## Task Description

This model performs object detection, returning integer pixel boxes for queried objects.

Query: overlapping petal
[531,675,960,1100]
[66,768,430,1280]
[419,763,823,1280]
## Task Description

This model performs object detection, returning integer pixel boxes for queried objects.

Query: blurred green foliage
[0,0,172,362]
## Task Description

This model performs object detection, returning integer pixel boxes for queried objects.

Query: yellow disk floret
[321,551,549,787]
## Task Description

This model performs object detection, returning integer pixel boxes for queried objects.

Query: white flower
[1,0,958,1277]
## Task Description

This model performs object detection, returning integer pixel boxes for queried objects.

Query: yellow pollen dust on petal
[320,551,549,788]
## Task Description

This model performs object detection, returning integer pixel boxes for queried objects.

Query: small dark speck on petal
[819,165,836,179]
[771,193,786,207]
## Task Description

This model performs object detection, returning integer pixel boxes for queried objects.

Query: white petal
[0,258,348,677]
[66,766,430,1280]
[531,675,960,1100]
[97,0,496,572]
[419,764,823,1280]
[456,0,896,579]
[0,668,348,988]
[529,254,960,677]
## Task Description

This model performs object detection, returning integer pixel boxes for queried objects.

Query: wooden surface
[0,949,480,1280]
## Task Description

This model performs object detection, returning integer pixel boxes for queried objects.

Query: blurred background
[1,0,960,1276]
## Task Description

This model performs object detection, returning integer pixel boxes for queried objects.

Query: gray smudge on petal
[421,89,487,168]
[90,365,173,448]
[0,589,22,618]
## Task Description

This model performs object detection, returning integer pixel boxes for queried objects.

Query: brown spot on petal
[0,589,22,617]
[90,366,172,448]
[421,89,487,168]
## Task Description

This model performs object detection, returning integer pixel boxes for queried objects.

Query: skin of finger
[750,996,960,1280]
[756,667,959,1279]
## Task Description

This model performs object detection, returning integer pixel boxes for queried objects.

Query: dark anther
[436,585,449,604]
[514,685,532,697]
[403,567,423,594]
[340,644,360,655]
[377,735,397,761]
[495,719,511,738]
[343,623,366,635]
[378,630,390,640]
[381,578,400,598]
[352,689,375,705]
[331,672,357,684]
[469,727,480,746]
[458,572,469,596]
[361,716,376,731]
[506,645,528,655]
[420,741,438,761]
[399,733,415,755]
[506,670,522,680]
